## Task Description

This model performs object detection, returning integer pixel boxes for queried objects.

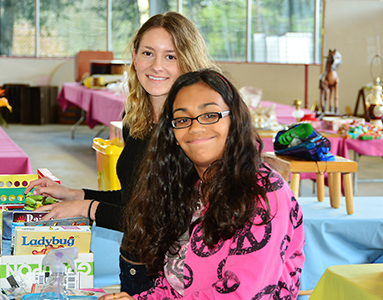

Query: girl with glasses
[103,69,305,300]
[25,12,218,295]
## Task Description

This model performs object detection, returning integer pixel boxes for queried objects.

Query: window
[182,0,248,62]
[249,0,322,64]
[0,0,322,64]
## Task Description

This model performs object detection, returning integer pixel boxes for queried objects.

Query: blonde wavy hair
[122,11,219,139]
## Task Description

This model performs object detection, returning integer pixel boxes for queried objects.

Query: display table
[57,83,125,128]
[299,196,383,292]
[267,153,358,214]
[309,264,383,300]
[90,197,383,291]
[259,100,313,125]
[0,127,32,174]
[260,130,345,187]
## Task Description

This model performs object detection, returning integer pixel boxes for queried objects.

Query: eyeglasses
[171,111,230,129]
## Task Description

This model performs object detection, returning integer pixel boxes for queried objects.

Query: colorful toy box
[0,170,60,205]
[92,137,122,191]
[14,226,91,256]
[0,174,38,205]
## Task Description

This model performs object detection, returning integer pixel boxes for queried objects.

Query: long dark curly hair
[122,69,271,276]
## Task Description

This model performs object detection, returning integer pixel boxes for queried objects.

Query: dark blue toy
[273,123,335,161]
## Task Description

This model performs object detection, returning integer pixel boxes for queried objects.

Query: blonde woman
[25,11,218,295]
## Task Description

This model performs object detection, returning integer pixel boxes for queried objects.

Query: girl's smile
[172,82,231,178]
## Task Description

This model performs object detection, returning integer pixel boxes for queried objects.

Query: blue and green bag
[273,123,335,161]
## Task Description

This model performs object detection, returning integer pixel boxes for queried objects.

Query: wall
[1,0,382,115]
[218,62,321,110]
[0,58,74,89]
[325,0,383,115]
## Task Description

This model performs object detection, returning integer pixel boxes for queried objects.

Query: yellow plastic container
[92,138,123,191]
[109,121,124,147]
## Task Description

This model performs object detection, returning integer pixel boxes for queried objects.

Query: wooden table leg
[332,172,341,209]
[316,173,325,202]
[343,172,354,214]
[328,173,334,207]
[291,173,300,198]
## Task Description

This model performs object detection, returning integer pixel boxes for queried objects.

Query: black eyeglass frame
[171,110,230,129]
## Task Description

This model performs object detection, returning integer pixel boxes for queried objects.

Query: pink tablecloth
[90,89,126,127]
[342,138,383,158]
[260,100,313,125]
[0,127,32,174]
[57,83,125,128]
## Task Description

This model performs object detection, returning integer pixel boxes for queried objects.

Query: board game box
[14,226,91,255]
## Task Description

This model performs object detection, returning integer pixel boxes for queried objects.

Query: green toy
[278,123,314,145]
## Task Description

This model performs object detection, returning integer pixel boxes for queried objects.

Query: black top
[83,126,150,232]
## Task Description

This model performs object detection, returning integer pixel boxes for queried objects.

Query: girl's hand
[25,177,84,201]
[34,200,96,220]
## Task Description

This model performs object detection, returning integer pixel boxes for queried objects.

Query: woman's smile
[147,75,168,82]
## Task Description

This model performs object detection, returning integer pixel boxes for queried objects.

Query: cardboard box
[0,210,2,257]
[0,188,29,204]
[322,116,365,132]
[2,209,24,256]
[11,211,49,255]
[15,226,91,255]
[0,252,94,290]
[75,51,113,82]
[37,168,61,184]
[0,174,39,205]
[0,174,38,189]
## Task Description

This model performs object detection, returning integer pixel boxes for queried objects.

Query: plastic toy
[274,123,335,161]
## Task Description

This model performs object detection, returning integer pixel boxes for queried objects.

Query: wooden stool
[265,152,358,214]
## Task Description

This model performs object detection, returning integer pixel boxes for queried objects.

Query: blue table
[299,196,383,291]
[90,196,383,292]
[90,223,123,288]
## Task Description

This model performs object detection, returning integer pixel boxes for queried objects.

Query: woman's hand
[25,177,85,201]
[98,292,134,300]
[34,199,96,221]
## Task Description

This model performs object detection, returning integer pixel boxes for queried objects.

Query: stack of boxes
[0,173,94,291]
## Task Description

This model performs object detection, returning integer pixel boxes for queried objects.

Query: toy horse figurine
[319,49,342,113]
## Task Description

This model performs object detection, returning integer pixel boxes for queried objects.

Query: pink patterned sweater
[134,168,305,300]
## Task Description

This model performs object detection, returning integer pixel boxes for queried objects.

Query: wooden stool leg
[332,172,341,209]
[343,172,354,214]
[328,173,334,207]
[316,173,325,202]
[290,173,300,198]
